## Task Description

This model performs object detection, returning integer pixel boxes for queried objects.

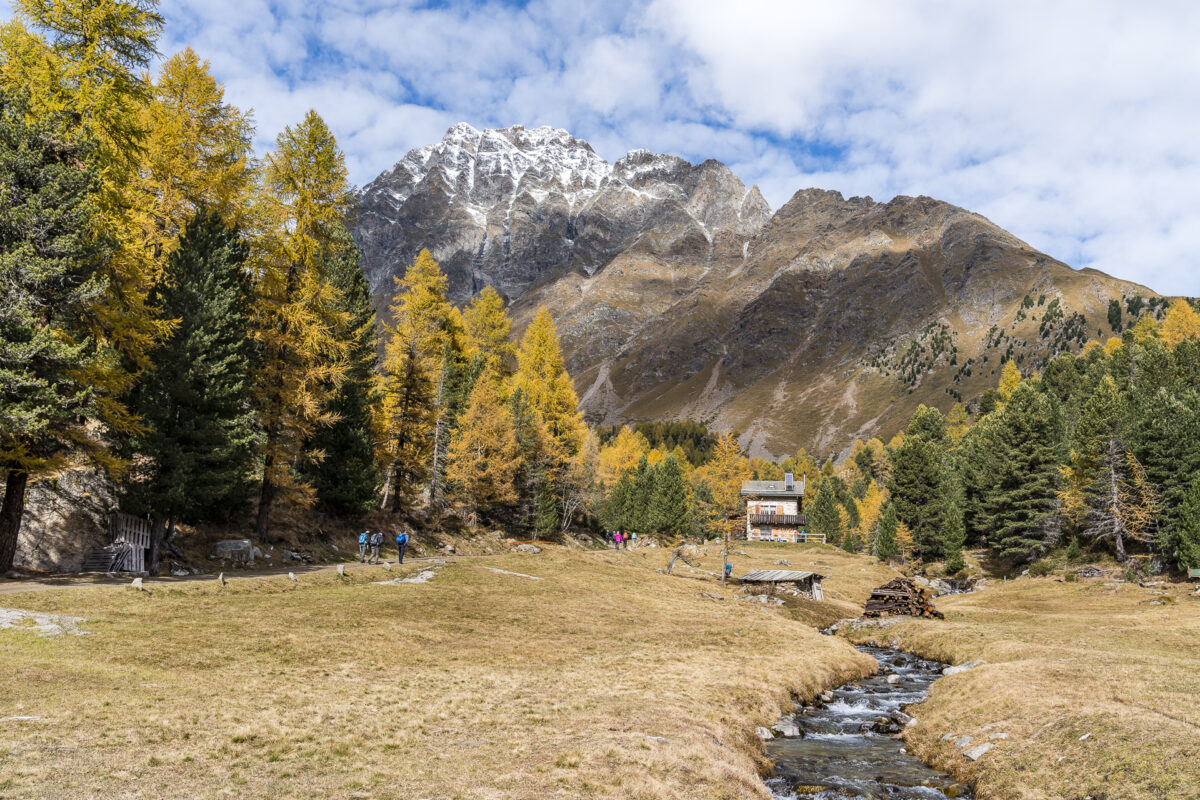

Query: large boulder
[210,539,254,563]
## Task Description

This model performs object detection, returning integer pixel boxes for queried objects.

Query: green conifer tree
[807,483,843,545]
[533,471,558,539]
[0,92,111,572]
[1174,478,1200,571]
[875,502,899,561]
[628,455,655,533]
[888,405,960,561]
[649,454,691,537]
[985,382,1064,563]
[119,210,256,573]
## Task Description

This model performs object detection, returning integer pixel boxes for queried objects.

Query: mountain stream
[763,645,971,799]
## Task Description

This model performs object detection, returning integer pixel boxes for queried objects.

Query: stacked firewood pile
[863,577,944,619]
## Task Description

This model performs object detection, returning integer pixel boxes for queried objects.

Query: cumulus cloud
[120,1,1200,294]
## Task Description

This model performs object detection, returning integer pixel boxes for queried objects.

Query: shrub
[1029,560,1055,577]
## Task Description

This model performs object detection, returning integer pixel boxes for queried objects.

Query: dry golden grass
[0,544,882,800]
[843,572,1200,800]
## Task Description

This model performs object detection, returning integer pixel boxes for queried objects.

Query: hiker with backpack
[358,530,369,562]
[395,529,410,564]
[368,530,383,564]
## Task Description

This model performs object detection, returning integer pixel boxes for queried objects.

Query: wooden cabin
[740,569,825,601]
[740,474,822,543]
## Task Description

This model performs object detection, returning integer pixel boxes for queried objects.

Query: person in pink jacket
[613,531,623,549]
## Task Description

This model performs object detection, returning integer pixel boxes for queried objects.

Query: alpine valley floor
[1,543,1197,799]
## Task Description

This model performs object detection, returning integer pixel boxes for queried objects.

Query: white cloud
[139,1,1200,295]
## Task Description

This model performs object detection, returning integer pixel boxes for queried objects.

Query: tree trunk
[380,466,393,511]
[721,525,729,585]
[1108,451,1127,561]
[147,516,174,577]
[256,454,276,539]
[389,463,404,514]
[428,360,449,508]
[0,470,29,574]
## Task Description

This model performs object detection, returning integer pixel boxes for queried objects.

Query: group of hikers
[358,529,410,564]
[604,530,637,549]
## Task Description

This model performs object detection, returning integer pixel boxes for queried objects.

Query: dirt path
[0,556,456,596]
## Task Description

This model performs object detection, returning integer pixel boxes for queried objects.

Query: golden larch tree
[598,426,648,488]
[699,431,750,583]
[380,249,460,512]
[445,373,521,524]
[462,285,515,380]
[138,48,256,257]
[1160,300,1200,348]
[251,110,352,536]
[511,307,587,475]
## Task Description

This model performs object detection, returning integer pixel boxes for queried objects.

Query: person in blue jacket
[358,530,369,562]
[395,529,410,564]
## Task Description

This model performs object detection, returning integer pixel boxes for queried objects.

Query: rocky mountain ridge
[355,123,770,303]
[353,124,1159,457]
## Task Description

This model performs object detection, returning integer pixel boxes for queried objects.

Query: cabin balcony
[748,513,805,527]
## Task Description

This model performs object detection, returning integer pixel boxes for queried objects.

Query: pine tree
[507,386,553,532]
[649,455,692,537]
[603,472,635,533]
[875,502,899,561]
[628,455,655,533]
[807,484,843,545]
[4,0,167,371]
[533,471,558,539]
[985,382,1064,563]
[1173,478,1200,571]
[118,210,256,573]
[251,111,352,537]
[887,405,958,561]
[379,338,436,515]
[0,91,112,572]
[444,373,521,524]
[302,226,380,517]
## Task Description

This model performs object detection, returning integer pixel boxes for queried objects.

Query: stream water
[763,646,971,800]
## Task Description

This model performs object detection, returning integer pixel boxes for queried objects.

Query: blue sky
[116,2,1200,294]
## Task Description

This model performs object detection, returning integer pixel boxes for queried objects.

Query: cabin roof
[740,480,804,498]
[740,569,823,583]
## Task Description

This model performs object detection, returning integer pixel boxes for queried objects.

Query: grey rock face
[353,123,771,305]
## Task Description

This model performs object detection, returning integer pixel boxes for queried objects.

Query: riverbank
[841,574,1200,800]
[0,544,881,799]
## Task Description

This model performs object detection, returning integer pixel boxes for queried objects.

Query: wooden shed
[740,569,825,601]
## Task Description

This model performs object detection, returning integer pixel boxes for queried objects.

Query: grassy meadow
[0,544,880,800]
[843,571,1200,800]
[4,541,1198,799]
